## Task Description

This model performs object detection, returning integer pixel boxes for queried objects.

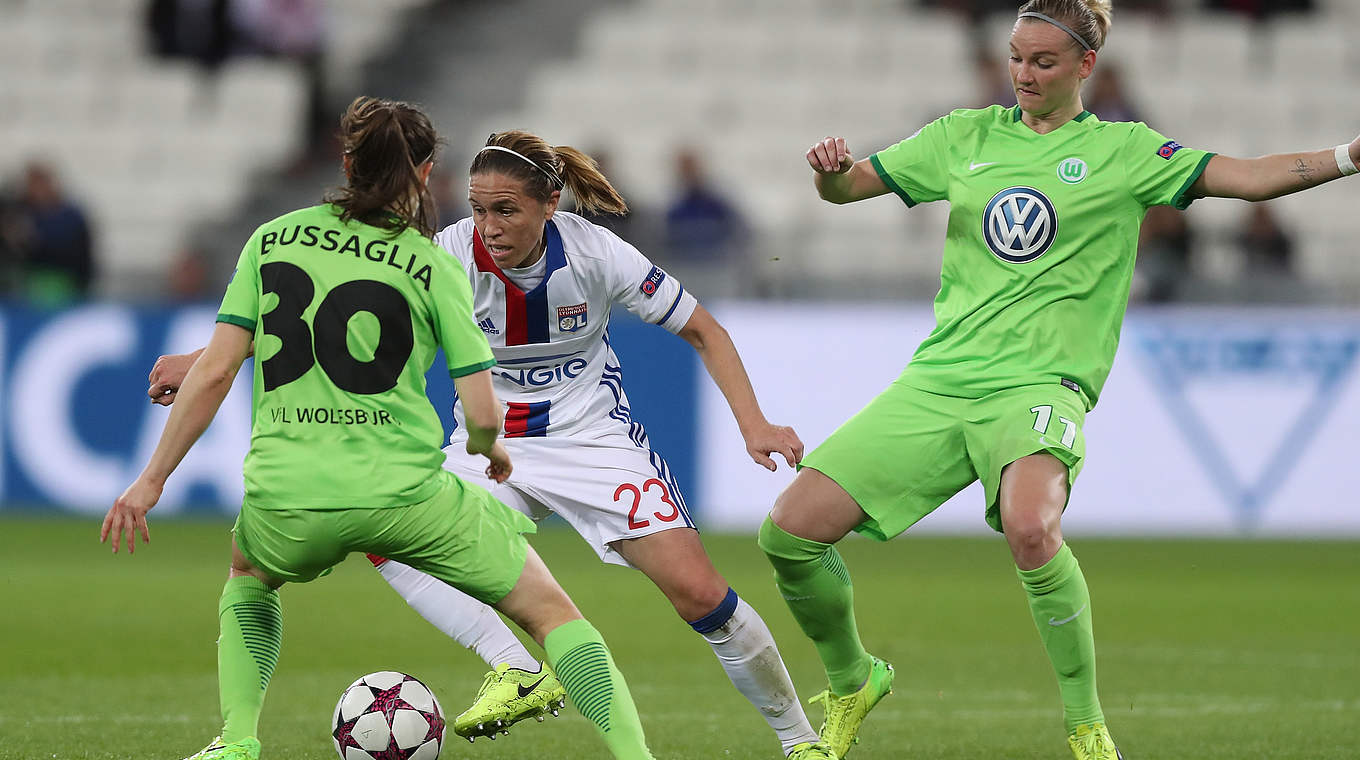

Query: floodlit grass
[4,516,1358,759]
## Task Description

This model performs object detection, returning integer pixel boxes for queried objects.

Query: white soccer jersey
[434,211,698,441]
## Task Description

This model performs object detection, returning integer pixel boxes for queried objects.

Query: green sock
[544,619,653,760]
[217,575,282,743]
[758,516,871,695]
[1017,543,1104,732]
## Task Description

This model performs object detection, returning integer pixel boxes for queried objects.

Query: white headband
[1018,11,1093,52]
[478,145,563,188]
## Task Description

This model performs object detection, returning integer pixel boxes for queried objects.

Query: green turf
[3,516,1358,759]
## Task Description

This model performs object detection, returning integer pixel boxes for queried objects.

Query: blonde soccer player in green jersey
[757,1,1360,758]
[100,97,656,760]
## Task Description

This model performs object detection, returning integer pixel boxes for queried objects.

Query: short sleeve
[1123,123,1216,210]
[609,234,697,334]
[217,230,262,331]
[869,115,952,207]
[427,246,496,378]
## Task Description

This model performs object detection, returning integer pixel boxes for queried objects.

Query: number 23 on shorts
[615,478,680,530]
[1030,404,1078,449]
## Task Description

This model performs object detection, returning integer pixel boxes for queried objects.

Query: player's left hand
[100,477,160,554]
[1349,135,1359,168]
[745,422,804,471]
[147,352,196,406]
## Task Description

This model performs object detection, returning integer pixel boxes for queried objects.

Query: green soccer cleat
[786,740,838,759]
[453,663,568,741]
[1068,722,1124,760]
[807,656,894,758]
[181,736,260,760]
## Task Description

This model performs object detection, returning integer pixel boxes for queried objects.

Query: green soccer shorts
[801,380,1087,539]
[233,471,537,604]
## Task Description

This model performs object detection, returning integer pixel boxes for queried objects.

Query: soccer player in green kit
[100,97,656,760]
[758,1,1360,758]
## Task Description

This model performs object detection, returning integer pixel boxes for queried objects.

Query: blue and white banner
[5,302,1359,536]
[698,303,1360,537]
[0,304,694,516]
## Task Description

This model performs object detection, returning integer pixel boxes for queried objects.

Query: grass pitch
[3,516,1358,759]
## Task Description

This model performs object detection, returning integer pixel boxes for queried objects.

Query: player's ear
[544,189,561,220]
[1078,50,1097,80]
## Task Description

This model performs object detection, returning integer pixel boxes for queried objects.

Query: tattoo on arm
[1290,158,1318,185]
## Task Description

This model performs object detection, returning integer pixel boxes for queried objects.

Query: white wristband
[1336,144,1358,177]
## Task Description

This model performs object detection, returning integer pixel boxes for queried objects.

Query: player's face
[468,171,560,269]
[1008,19,1095,117]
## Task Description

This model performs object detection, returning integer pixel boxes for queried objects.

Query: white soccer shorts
[441,432,695,567]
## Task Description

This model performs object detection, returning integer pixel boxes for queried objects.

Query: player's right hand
[807,136,854,174]
[101,477,160,554]
[147,352,196,405]
[483,441,513,483]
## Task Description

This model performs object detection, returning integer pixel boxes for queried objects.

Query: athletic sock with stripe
[544,619,653,760]
[217,574,282,743]
[1017,542,1104,731]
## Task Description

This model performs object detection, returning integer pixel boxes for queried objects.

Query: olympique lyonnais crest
[982,186,1058,264]
[557,302,588,332]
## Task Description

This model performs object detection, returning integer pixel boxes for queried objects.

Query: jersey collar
[1011,105,1094,128]
[473,219,569,295]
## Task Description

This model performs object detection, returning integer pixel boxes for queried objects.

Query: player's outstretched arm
[1192,135,1360,202]
[678,304,803,471]
[807,136,890,205]
[103,322,253,554]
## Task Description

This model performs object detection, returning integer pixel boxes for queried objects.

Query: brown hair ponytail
[471,131,629,216]
[326,96,442,237]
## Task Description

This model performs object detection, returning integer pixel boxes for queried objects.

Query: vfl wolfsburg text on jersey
[218,204,495,510]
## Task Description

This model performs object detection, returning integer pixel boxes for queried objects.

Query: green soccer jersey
[217,204,495,509]
[870,104,1214,408]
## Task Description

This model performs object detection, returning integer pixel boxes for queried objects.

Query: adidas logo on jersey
[478,318,500,335]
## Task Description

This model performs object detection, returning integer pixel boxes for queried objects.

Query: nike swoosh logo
[1048,603,1088,627]
[969,161,998,171]
[518,674,549,698]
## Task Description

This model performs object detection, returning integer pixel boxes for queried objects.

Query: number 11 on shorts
[1030,405,1077,448]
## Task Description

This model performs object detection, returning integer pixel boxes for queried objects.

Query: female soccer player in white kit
[150,130,833,760]
[391,131,831,760]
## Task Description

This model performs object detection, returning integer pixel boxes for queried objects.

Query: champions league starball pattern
[332,672,445,760]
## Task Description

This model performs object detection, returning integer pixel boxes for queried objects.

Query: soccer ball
[332,671,445,760]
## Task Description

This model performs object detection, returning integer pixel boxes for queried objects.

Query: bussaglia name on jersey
[260,224,435,291]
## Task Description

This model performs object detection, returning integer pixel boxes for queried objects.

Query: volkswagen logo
[982,186,1058,263]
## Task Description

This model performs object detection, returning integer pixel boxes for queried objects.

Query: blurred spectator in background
[971,50,1015,108]
[571,148,650,248]
[1085,64,1142,123]
[429,165,467,229]
[146,0,237,72]
[5,162,97,306]
[1236,203,1294,277]
[1202,0,1315,21]
[166,243,217,301]
[1133,205,1193,303]
[664,148,746,264]
[232,0,331,165]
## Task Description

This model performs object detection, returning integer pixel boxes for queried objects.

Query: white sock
[378,560,540,672]
[694,591,820,754]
